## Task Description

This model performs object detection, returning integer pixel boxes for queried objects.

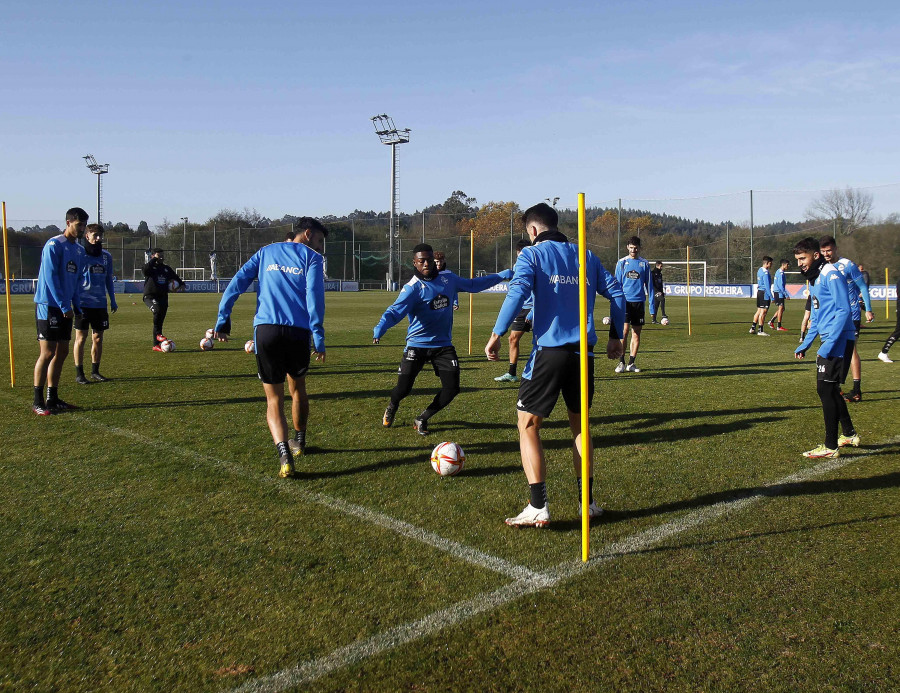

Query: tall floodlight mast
[83,155,109,225]
[370,114,410,288]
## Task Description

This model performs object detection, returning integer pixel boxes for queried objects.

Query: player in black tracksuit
[142,249,183,348]
[650,261,667,323]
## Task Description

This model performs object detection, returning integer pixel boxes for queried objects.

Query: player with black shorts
[751,257,774,335]
[142,249,184,350]
[614,236,655,372]
[486,203,626,528]
[373,244,512,435]
[73,223,117,383]
[794,237,858,458]
[32,207,88,415]
[214,217,327,479]
[495,239,533,383]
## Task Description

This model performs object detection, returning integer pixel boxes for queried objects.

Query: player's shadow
[88,396,263,410]
[112,373,259,382]
[311,386,482,401]
[627,362,805,380]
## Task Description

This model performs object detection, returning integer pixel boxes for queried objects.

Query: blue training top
[374,269,512,348]
[796,263,855,358]
[34,234,86,315]
[756,266,773,300]
[833,256,872,322]
[615,255,656,315]
[773,268,787,296]
[79,249,117,310]
[216,241,326,353]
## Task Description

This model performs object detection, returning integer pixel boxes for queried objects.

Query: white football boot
[505,503,550,528]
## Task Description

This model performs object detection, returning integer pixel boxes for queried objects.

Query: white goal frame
[657,260,707,295]
[176,267,206,280]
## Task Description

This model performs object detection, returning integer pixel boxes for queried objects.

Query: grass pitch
[1,292,898,692]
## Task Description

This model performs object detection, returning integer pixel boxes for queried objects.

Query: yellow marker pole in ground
[468,229,474,355]
[2,202,14,387]
[887,268,891,321]
[686,246,692,336]
[577,193,590,562]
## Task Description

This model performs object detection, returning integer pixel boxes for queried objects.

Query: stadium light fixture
[370,114,410,289]
[83,154,109,225]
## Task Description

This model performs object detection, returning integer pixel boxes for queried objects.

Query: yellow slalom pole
[2,202,14,387]
[686,246,692,336]
[468,229,474,355]
[886,268,891,321]
[577,193,590,562]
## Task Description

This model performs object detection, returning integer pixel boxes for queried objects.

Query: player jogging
[877,276,899,363]
[373,243,512,435]
[142,249,184,350]
[494,238,534,383]
[485,203,625,528]
[32,207,88,415]
[819,236,874,402]
[650,260,667,324]
[213,217,327,479]
[614,236,655,372]
[768,259,790,331]
[750,256,773,336]
[73,223,117,383]
[794,237,859,458]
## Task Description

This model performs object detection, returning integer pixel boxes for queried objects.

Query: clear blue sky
[3,0,899,227]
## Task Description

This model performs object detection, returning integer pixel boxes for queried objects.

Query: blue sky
[3,0,899,227]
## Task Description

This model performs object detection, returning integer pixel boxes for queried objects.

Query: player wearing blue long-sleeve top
[485,203,626,528]
[613,236,655,372]
[32,207,89,415]
[213,217,327,479]
[768,260,790,332]
[793,237,858,459]
[374,243,512,436]
[73,224,118,384]
[819,236,874,402]
[750,257,774,335]
[495,239,536,383]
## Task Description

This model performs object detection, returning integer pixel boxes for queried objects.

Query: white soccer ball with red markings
[205,328,215,339]
[245,340,255,354]
[431,442,465,477]
[661,317,670,326]
[160,339,176,352]
[602,316,611,325]
[199,337,214,351]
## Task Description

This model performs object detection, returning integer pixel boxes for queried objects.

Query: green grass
[1,292,898,692]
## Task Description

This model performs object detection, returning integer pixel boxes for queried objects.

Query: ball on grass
[199,337,214,351]
[431,442,465,477]
[661,317,670,326]
[245,340,255,354]
[602,316,611,325]
[160,339,176,352]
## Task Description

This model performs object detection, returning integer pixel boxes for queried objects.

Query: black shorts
[756,291,771,309]
[510,309,532,333]
[816,355,843,384]
[841,339,856,383]
[35,305,72,342]
[624,301,645,326]
[74,308,110,332]
[773,292,785,307]
[398,345,460,379]
[517,345,594,418]
[254,324,311,385]
[804,295,812,312]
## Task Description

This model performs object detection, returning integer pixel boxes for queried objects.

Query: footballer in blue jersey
[819,236,875,402]
[768,260,790,331]
[793,237,858,458]
[32,207,89,415]
[73,224,117,384]
[750,256,774,335]
[373,243,512,436]
[213,217,327,479]
[494,238,535,383]
[613,235,655,372]
[485,203,626,528]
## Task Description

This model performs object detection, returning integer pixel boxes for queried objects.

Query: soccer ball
[199,337,214,351]
[661,317,670,326]
[169,279,182,292]
[244,340,255,354]
[160,339,176,352]
[205,328,215,339]
[602,316,611,325]
[431,442,465,477]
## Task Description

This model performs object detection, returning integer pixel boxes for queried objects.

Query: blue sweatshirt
[493,231,626,348]
[833,256,872,322]
[215,241,326,353]
[79,249,117,310]
[773,268,787,297]
[34,234,86,315]
[615,255,656,315]
[756,266,773,300]
[796,263,855,358]
[374,269,512,348]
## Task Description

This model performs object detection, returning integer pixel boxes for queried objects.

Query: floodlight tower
[371,114,410,288]
[83,154,109,225]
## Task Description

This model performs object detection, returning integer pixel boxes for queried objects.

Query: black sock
[75,365,85,378]
[276,441,293,461]
[750,322,756,330]
[853,379,861,394]
[620,356,626,364]
[91,362,100,375]
[46,386,58,405]
[576,476,594,504]
[295,430,306,448]
[508,363,517,376]
[777,322,782,328]
[33,386,44,408]
[628,355,635,365]
[529,481,548,510]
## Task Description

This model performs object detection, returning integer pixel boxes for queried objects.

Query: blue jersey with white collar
[773,268,787,296]
[79,249,117,310]
[374,269,512,348]
[756,266,772,300]
[615,255,656,315]
[34,234,86,314]
[833,256,871,321]
[796,263,855,358]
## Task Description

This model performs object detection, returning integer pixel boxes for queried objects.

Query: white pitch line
[231,446,893,693]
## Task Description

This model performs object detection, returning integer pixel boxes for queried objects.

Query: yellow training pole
[686,246,692,336]
[468,229,474,355]
[887,268,891,321]
[577,193,590,562]
[2,202,14,387]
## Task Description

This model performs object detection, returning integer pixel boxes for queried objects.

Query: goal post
[657,260,707,295]
[176,267,206,280]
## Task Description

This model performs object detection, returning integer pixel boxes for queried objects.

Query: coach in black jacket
[142,249,184,350]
